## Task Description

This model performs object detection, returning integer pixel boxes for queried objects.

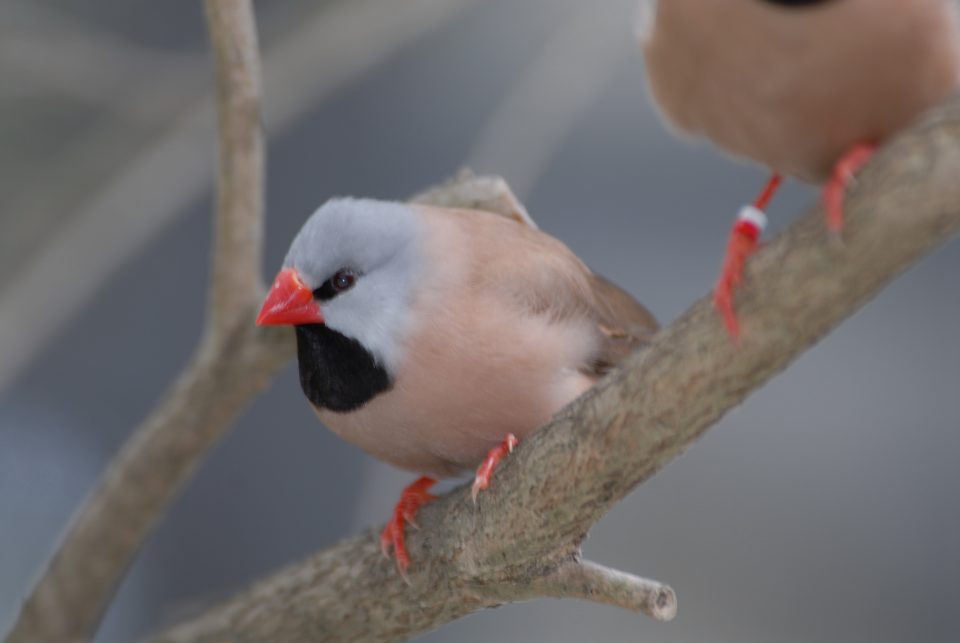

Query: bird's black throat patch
[294,324,392,412]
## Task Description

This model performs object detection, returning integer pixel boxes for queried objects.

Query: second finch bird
[640,0,960,335]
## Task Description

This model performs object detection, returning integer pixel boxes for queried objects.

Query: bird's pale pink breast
[316,209,597,477]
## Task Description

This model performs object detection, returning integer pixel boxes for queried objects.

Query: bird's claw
[823,142,877,234]
[471,433,519,505]
[714,279,740,340]
[380,476,437,577]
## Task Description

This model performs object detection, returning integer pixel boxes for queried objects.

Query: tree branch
[141,96,960,643]
[4,2,271,641]
[205,0,264,333]
[0,0,478,393]
[518,559,677,621]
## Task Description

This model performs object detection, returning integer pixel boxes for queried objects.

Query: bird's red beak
[257,268,324,326]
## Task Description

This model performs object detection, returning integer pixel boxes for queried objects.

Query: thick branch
[144,97,960,643]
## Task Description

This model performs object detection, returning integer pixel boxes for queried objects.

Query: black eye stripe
[312,268,358,301]
[312,281,337,301]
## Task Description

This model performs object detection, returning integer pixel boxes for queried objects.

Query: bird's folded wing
[483,221,658,377]
[425,203,658,376]
[582,272,658,376]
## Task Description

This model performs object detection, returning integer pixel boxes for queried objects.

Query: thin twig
[142,97,960,643]
[4,2,268,640]
[204,0,265,332]
[519,559,677,622]
[411,170,538,228]
[0,0,479,393]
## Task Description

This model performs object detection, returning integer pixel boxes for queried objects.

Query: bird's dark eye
[332,269,356,292]
[313,268,358,301]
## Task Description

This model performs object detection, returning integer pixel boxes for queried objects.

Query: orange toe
[823,142,877,233]
[380,476,437,577]
[471,433,519,504]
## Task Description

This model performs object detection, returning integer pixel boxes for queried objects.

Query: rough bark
[143,98,960,643]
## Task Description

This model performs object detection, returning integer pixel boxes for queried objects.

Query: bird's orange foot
[380,476,437,579]
[471,433,519,504]
[714,173,782,339]
[823,142,877,234]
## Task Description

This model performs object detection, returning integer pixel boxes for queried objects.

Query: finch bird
[639,0,960,336]
[258,198,657,575]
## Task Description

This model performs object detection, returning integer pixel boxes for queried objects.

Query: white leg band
[737,205,768,231]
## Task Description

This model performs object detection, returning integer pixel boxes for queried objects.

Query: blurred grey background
[1,1,958,641]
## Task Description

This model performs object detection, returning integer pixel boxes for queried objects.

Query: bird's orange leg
[380,476,438,578]
[471,433,519,504]
[714,173,782,338]
[822,142,877,233]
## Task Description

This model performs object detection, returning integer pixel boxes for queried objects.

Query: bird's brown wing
[582,271,658,376]
[510,257,658,377]
[462,210,658,378]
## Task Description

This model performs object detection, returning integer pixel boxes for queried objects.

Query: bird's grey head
[283,198,422,374]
